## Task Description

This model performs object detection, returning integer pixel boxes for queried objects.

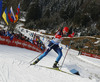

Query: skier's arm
[67,27,75,38]
[68,32,75,38]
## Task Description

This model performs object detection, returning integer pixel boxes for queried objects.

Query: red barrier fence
[82,52,100,59]
[0,35,44,53]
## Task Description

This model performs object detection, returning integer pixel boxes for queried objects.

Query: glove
[68,32,75,38]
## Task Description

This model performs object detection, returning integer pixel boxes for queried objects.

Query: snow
[38,29,46,33]
[0,24,100,82]
[0,24,8,30]
[77,32,81,37]
[19,18,26,22]
[94,40,100,44]
[0,24,4,28]
[0,44,97,82]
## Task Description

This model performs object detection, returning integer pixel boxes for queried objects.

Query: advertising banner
[0,35,44,53]
[82,52,100,59]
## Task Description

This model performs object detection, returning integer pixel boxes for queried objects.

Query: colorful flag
[0,0,2,17]
[14,3,20,23]
[14,14,18,23]
[2,8,9,25]
[16,3,20,15]
[8,7,16,22]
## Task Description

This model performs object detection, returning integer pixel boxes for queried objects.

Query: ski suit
[38,30,63,62]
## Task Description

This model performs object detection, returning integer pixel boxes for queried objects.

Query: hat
[63,27,69,33]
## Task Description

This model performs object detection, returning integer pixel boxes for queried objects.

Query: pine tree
[26,0,42,24]
[21,0,31,11]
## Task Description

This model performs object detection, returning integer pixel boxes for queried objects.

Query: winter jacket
[51,29,75,45]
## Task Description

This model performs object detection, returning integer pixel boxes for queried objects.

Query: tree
[21,0,31,11]
[59,8,68,20]
[96,19,100,31]
[44,9,50,18]
[85,2,100,22]
[73,12,81,25]
[25,1,42,24]
[81,14,90,27]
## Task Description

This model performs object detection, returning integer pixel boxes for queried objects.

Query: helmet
[63,27,69,33]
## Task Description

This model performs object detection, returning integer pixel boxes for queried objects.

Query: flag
[0,0,2,17]
[2,8,9,25]
[14,14,18,23]
[16,3,20,15]
[14,3,20,23]
[8,7,16,22]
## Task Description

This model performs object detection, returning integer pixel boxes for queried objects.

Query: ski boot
[30,59,40,65]
[53,61,59,69]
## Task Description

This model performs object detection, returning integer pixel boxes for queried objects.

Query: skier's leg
[38,49,51,60]
[31,41,54,65]
[54,47,63,62]
[53,46,62,68]
[38,41,54,60]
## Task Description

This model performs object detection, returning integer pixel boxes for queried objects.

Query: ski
[30,64,73,75]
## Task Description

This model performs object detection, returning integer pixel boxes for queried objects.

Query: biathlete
[31,27,74,68]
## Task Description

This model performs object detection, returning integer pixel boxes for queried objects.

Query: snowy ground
[0,44,98,82]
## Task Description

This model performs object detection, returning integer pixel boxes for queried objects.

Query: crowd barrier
[0,35,44,53]
[82,52,100,59]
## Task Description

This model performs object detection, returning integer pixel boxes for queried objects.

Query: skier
[31,27,74,68]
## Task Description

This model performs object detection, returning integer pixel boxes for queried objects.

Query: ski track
[65,50,100,82]
[0,45,98,82]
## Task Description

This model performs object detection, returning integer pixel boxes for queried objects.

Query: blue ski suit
[38,41,62,62]
[38,30,63,63]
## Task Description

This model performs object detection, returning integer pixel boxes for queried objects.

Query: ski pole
[29,52,43,63]
[29,43,55,63]
[60,46,70,70]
